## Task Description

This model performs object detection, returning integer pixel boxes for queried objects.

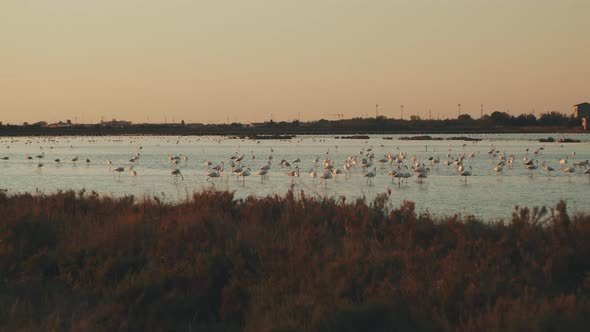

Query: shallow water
[1,133,589,221]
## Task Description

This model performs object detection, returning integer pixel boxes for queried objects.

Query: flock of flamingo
[195,143,590,187]
[1,138,590,190]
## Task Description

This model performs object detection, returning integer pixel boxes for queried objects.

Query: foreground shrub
[0,189,589,331]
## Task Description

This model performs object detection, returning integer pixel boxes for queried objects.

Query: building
[573,103,590,130]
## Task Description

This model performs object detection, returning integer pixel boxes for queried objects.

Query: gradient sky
[1,0,589,124]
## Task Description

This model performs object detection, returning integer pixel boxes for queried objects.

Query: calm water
[1,133,589,221]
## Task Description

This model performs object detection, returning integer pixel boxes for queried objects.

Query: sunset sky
[1,0,589,124]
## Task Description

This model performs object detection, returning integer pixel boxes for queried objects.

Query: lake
[1,133,589,221]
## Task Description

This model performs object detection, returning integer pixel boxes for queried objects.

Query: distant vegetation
[1,189,589,331]
[0,111,583,136]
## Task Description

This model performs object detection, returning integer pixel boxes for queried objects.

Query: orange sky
[1,0,589,124]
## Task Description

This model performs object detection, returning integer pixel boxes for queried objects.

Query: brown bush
[0,189,589,331]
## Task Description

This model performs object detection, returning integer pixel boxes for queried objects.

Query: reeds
[0,189,589,331]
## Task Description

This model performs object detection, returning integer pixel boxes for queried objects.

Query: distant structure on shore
[101,119,132,128]
[573,102,590,130]
[46,120,73,128]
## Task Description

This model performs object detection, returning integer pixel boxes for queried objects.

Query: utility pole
[429,109,432,120]
[375,104,379,118]
[457,104,461,118]
[400,105,404,120]
[480,104,483,118]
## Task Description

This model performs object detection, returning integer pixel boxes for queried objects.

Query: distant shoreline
[0,124,585,137]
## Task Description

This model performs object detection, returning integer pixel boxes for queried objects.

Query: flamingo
[237,168,251,185]
[416,168,429,183]
[171,169,184,182]
[492,165,503,176]
[400,166,412,186]
[212,161,224,172]
[332,168,343,180]
[257,169,268,183]
[387,169,398,182]
[460,166,472,183]
[526,160,538,176]
[542,162,554,176]
[364,167,377,184]
[287,166,299,182]
[309,168,317,183]
[113,167,125,180]
[573,160,589,168]
[206,169,220,184]
[562,167,576,181]
[130,167,137,182]
[319,170,332,188]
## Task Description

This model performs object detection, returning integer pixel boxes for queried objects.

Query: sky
[1,0,589,124]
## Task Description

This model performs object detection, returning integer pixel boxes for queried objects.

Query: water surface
[1,133,589,221]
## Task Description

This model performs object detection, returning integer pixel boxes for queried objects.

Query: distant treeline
[0,189,589,331]
[0,111,583,136]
